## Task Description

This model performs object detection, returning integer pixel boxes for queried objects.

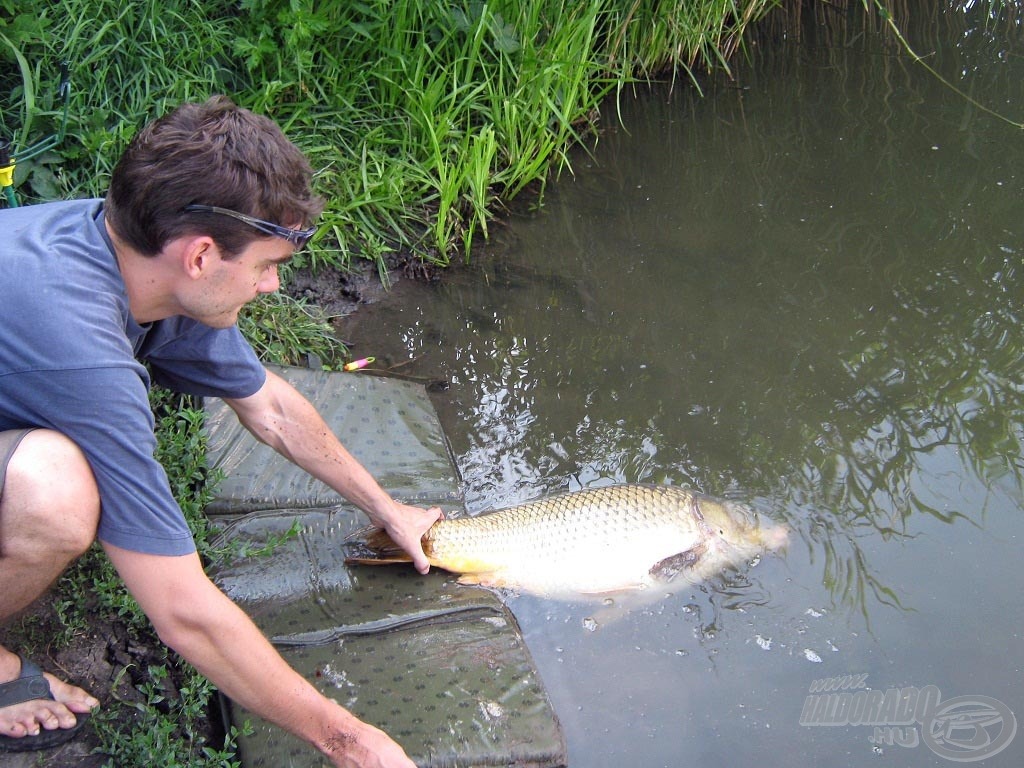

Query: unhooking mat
[204,366,566,768]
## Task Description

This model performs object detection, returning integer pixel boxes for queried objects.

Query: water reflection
[423,3,1024,613]
[339,2,1024,765]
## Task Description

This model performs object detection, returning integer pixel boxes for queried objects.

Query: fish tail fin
[365,528,409,556]
[345,555,415,566]
[344,527,414,566]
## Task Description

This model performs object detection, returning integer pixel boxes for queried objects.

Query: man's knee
[1,430,100,556]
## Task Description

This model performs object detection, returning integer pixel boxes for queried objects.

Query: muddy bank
[285,249,443,320]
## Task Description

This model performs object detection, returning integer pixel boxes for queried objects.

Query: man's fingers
[410,539,431,574]
[416,507,443,573]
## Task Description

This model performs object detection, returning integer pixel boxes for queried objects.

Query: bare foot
[0,654,99,741]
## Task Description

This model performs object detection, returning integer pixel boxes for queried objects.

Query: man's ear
[181,236,217,279]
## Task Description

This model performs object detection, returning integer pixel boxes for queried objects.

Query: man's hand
[320,716,418,768]
[367,501,443,575]
[225,370,444,575]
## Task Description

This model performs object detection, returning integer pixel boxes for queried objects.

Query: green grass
[237,291,348,369]
[93,661,249,768]
[2,0,778,268]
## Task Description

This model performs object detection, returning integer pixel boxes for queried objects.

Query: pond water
[339,3,1023,766]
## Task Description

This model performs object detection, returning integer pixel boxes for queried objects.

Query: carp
[346,484,787,597]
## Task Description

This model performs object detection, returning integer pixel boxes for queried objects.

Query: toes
[1,721,27,738]
[3,713,41,738]
[0,671,96,741]
[67,695,99,714]
[1,701,81,738]
[43,673,99,712]
[51,709,79,730]
[36,709,66,731]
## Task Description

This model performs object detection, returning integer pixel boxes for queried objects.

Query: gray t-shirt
[0,198,266,555]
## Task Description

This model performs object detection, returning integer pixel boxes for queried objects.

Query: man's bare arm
[222,368,441,572]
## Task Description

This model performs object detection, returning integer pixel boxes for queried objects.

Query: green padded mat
[204,367,461,515]
[204,366,566,767]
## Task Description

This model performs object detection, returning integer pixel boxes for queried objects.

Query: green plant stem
[864,0,1024,130]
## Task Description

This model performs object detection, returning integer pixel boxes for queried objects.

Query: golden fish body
[351,484,787,596]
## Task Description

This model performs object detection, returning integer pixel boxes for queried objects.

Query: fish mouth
[715,499,789,551]
[760,521,790,551]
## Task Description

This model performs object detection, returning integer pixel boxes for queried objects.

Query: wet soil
[286,250,443,320]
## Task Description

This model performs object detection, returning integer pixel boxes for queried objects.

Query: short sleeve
[136,317,266,399]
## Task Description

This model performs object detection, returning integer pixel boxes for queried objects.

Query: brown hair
[104,96,324,258]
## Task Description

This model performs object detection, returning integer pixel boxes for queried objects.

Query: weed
[237,291,347,368]
[94,660,251,768]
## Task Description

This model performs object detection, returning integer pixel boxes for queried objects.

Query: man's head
[105,96,324,259]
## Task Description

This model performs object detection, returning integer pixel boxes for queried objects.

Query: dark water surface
[339,4,1023,766]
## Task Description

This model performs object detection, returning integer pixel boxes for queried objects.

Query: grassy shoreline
[1,1,779,765]
[2,0,779,267]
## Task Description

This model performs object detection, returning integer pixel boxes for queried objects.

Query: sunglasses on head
[183,204,317,250]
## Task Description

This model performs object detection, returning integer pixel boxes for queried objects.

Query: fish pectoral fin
[457,571,513,589]
[650,543,708,582]
[578,584,643,596]
[345,528,413,564]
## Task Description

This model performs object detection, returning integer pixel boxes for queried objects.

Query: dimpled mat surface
[204,366,461,515]
[204,366,566,767]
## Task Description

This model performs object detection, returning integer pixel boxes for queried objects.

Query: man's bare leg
[0,430,101,741]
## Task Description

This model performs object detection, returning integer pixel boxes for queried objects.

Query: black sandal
[0,656,90,752]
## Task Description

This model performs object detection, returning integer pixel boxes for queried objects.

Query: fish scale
[349,484,787,596]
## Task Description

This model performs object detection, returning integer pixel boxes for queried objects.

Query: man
[0,96,440,767]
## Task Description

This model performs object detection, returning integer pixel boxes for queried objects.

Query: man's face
[182,237,294,328]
